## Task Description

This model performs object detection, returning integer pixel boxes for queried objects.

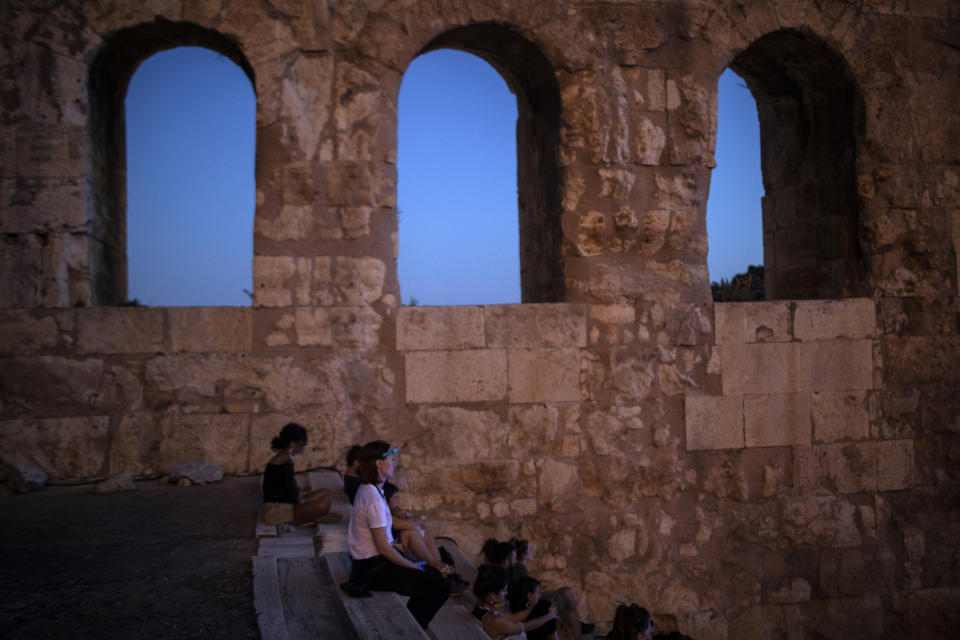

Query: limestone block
[328,306,382,349]
[110,414,156,476]
[14,123,84,179]
[883,336,960,386]
[794,443,878,495]
[766,577,812,604]
[632,116,666,165]
[280,54,333,163]
[793,299,876,341]
[685,395,744,450]
[720,343,804,396]
[806,340,874,392]
[812,391,870,443]
[744,393,811,448]
[811,595,883,639]
[486,304,587,348]
[254,204,314,241]
[590,304,636,324]
[156,413,250,474]
[538,458,581,507]
[0,356,103,416]
[715,301,791,344]
[253,256,296,307]
[0,178,86,233]
[405,406,508,463]
[0,310,58,355]
[169,308,252,353]
[77,307,163,354]
[397,306,485,351]
[819,548,895,598]
[607,528,636,562]
[782,496,862,547]
[0,416,109,479]
[404,350,506,403]
[876,439,915,491]
[638,209,670,255]
[169,460,224,484]
[508,348,582,403]
[507,405,560,457]
[334,257,385,305]
[339,206,373,239]
[727,604,804,640]
[575,211,607,256]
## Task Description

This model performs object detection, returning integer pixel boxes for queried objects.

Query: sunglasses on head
[380,447,398,459]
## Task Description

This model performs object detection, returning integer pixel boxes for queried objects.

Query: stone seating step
[323,550,430,640]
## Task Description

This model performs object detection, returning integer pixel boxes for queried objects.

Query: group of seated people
[262,424,694,638]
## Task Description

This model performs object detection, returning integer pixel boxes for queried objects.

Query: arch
[87,20,254,305]
[418,23,564,303]
[729,29,865,299]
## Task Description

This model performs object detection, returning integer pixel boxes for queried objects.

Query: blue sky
[125,47,761,307]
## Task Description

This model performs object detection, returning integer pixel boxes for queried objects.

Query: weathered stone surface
[169,308,252,353]
[253,256,296,307]
[715,301,792,344]
[744,393,811,448]
[0,310,59,355]
[397,306,485,351]
[169,460,224,484]
[93,471,136,494]
[508,348,582,403]
[404,350,506,403]
[0,417,108,479]
[812,390,870,442]
[686,395,744,450]
[794,443,879,494]
[794,299,876,341]
[485,304,587,348]
[76,307,164,354]
[333,257,385,305]
[158,415,248,474]
[406,406,507,463]
[0,457,48,493]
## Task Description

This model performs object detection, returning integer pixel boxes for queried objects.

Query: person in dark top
[609,603,654,640]
[508,576,559,640]
[344,444,362,503]
[472,564,557,640]
[262,422,339,525]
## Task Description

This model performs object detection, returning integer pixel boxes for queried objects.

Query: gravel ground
[0,475,262,640]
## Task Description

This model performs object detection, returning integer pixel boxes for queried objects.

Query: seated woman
[509,538,595,637]
[383,482,458,577]
[343,444,362,503]
[262,422,339,525]
[346,441,450,630]
[472,563,557,640]
[508,576,559,640]
[610,603,654,640]
[481,538,517,569]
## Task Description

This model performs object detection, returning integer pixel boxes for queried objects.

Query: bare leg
[291,493,336,524]
[400,529,453,573]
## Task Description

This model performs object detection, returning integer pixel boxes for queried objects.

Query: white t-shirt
[348,483,394,560]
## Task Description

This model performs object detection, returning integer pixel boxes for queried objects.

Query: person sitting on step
[262,422,341,526]
[343,444,362,503]
[473,563,558,640]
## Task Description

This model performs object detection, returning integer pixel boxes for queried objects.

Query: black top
[344,474,361,504]
[262,459,299,504]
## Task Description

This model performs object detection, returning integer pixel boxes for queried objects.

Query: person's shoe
[580,621,596,635]
[447,573,469,596]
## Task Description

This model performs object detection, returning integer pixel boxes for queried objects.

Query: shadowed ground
[0,475,261,640]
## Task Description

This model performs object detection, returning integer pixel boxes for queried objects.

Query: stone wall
[2,1,959,637]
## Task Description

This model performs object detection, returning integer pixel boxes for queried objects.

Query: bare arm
[485,606,556,636]
[371,526,420,570]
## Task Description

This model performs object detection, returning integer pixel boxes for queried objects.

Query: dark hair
[611,603,652,640]
[473,563,510,600]
[271,423,308,451]
[511,538,529,559]
[383,481,399,502]
[346,445,362,466]
[358,440,391,484]
[508,576,540,612]
[481,538,516,567]
[653,633,693,640]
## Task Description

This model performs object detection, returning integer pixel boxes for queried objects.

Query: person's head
[346,445,362,472]
[508,576,541,612]
[512,538,531,565]
[481,538,517,569]
[473,563,510,604]
[383,481,399,508]
[271,422,308,453]
[358,440,398,484]
[612,603,653,640]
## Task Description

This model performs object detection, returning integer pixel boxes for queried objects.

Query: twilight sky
[125,47,762,307]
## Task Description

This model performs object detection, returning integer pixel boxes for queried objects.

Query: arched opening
[88,21,255,305]
[729,29,865,300]
[125,47,254,306]
[708,68,765,302]
[398,49,519,306]
[401,24,563,305]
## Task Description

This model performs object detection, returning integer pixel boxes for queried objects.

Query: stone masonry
[2,1,959,637]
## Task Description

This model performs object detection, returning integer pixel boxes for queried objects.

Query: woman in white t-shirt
[346,440,451,629]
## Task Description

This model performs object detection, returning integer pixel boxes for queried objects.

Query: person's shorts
[263,501,294,525]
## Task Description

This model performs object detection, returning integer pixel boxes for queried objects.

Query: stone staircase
[252,470,489,640]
